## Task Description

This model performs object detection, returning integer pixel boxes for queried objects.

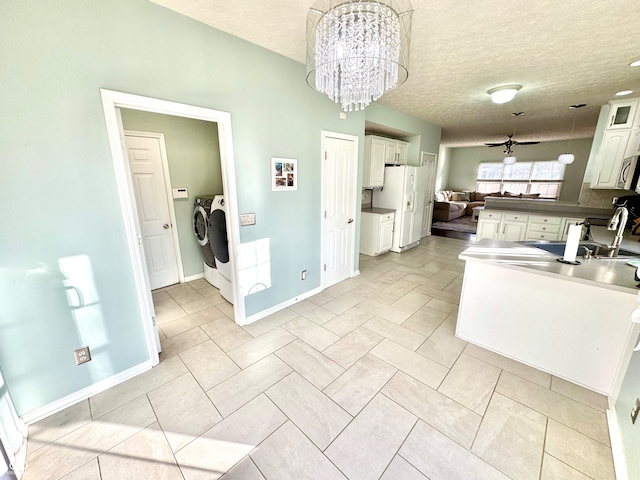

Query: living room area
[430,136,596,240]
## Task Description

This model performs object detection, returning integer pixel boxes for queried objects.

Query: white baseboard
[243,286,323,326]
[21,361,153,425]
[607,403,628,480]
[184,272,205,283]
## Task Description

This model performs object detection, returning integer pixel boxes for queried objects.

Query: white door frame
[101,89,244,365]
[124,130,185,286]
[421,151,438,237]
[320,130,359,289]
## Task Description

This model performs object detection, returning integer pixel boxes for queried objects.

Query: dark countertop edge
[484,198,612,218]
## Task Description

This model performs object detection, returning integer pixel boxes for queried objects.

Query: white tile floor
[23,236,615,480]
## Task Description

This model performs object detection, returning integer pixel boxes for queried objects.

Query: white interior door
[125,133,180,290]
[421,152,437,238]
[323,133,357,288]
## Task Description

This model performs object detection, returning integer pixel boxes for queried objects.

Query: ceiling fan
[484,112,540,155]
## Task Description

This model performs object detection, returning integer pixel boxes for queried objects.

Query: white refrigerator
[372,165,428,252]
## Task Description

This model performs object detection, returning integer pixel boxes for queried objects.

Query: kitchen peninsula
[456,239,640,397]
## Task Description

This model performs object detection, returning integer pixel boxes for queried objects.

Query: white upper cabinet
[591,130,632,188]
[606,100,638,130]
[363,136,387,188]
[589,97,639,190]
[363,135,410,187]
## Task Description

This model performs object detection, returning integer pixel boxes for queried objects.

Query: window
[476,161,564,199]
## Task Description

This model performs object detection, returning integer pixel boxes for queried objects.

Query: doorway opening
[101,89,244,365]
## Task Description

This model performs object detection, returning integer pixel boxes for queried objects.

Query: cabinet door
[625,128,640,159]
[364,136,387,187]
[379,220,394,252]
[501,221,527,241]
[396,142,409,164]
[607,101,638,130]
[386,141,398,164]
[559,218,585,241]
[477,218,501,240]
[591,130,632,188]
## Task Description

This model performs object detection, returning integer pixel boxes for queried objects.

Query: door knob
[163,223,170,229]
[347,219,354,224]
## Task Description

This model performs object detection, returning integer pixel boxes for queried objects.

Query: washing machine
[193,196,216,268]
[207,195,233,304]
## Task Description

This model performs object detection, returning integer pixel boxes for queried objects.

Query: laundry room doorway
[101,89,242,365]
[124,132,182,290]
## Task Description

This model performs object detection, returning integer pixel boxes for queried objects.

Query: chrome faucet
[604,206,629,257]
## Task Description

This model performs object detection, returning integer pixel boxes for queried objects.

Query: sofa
[433,191,541,222]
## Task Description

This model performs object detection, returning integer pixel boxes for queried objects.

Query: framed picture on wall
[271,157,297,191]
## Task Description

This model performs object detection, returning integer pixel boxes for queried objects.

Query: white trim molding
[244,286,323,326]
[608,403,629,480]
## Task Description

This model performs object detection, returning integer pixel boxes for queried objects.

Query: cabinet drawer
[528,223,561,234]
[504,213,529,222]
[526,231,559,241]
[529,215,562,226]
[479,211,503,220]
[380,213,394,222]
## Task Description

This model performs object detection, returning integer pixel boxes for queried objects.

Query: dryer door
[193,205,209,246]
[208,209,229,264]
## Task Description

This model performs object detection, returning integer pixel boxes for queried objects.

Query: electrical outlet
[74,346,91,365]
[240,213,256,226]
[631,398,640,424]
[301,270,308,280]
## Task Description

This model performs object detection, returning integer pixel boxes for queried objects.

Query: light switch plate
[240,213,256,226]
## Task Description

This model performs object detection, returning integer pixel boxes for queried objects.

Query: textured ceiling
[151,0,640,146]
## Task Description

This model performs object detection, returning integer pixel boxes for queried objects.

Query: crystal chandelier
[306,0,413,112]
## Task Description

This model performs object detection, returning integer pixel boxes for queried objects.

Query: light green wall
[0,0,440,416]
[445,138,594,202]
[120,109,222,278]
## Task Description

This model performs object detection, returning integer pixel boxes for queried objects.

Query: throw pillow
[451,192,470,202]
[519,193,541,198]
[435,192,446,202]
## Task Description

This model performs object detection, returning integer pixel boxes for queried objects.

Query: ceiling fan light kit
[557,153,575,165]
[306,0,413,112]
[503,156,517,165]
[487,84,522,104]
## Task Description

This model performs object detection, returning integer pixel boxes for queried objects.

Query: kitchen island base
[457,258,639,397]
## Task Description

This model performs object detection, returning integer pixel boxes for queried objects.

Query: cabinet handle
[502,225,506,235]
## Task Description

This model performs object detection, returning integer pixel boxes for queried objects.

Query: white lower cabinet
[525,215,562,241]
[476,210,503,240]
[501,213,529,241]
[360,210,395,256]
[478,210,586,242]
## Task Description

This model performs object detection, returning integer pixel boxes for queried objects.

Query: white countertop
[460,238,640,294]
[361,207,396,215]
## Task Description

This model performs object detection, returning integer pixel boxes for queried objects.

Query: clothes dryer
[193,196,216,268]
[207,195,233,303]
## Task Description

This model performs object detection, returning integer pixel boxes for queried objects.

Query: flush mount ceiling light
[488,85,522,104]
[558,104,586,165]
[616,90,634,96]
[306,0,413,112]
[630,60,640,67]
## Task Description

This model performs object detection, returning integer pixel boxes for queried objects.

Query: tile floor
[23,236,615,480]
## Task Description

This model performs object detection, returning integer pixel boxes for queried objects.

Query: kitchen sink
[520,241,640,258]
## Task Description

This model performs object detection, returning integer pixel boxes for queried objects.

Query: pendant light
[558,104,586,165]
